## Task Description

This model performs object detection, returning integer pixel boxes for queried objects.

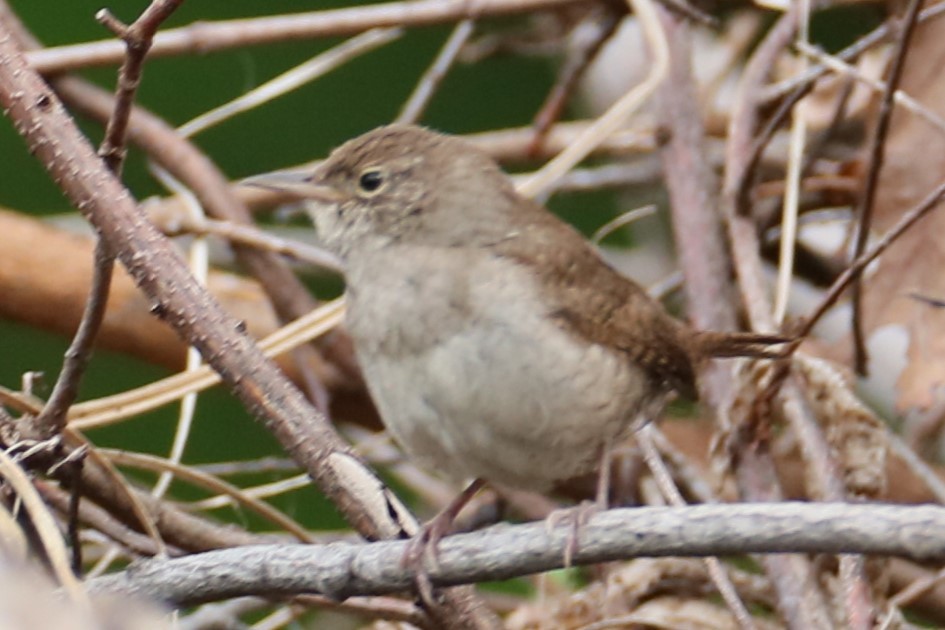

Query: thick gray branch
[90,502,945,606]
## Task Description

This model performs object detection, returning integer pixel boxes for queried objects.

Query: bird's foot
[401,478,486,603]
[544,499,602,567]
[402,510,455,603]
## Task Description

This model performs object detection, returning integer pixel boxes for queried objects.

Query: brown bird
[247,124,783,548]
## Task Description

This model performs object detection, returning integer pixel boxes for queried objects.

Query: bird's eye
[358,168,385,194]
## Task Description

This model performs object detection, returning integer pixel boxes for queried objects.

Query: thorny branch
[35,0,183,440]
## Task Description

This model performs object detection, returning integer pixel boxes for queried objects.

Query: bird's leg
[594,437,613,508]
[403,477,487,598]
[546,438,613,567]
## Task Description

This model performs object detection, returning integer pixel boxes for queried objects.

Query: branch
[849,0,925,374]
[720,6,839,627]
[89,503,945,606]
[795,176,945,340]
[96,0,185,174]
[655,8,735,334]
[35,240,114,436]
[35,0,184,436]
[26,0,583,74]
[54,78,364,391]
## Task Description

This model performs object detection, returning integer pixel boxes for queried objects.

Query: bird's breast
[342,246,651,489]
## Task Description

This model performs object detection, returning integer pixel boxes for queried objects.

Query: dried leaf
[858,17,945,412]
[795,356,887,498]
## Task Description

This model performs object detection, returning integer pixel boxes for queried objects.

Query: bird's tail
[692,330,792,360]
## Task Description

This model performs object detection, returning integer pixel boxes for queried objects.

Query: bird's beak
[241,170,344,203]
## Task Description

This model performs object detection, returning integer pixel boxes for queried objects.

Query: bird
[246,123,784,551]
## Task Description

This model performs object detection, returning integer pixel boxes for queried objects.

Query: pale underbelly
[359,318,649,491]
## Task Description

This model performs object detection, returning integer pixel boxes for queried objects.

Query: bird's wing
[489,203,699,400]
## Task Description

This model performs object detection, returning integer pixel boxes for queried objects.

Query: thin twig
[190,473,310,511]
[890,564,945,608]
[60,0,185,510]
[761,2,945,105]
[781,376,876,628]
[398,19,474,124]
[167,217,343,272]
[849,0,925,375]
[97,0,185,173]
[35,0,184,437]
[37,480,166,557]
[66,455,84,574]
[99,449,316,542]
[721,6,837,628]
[178,28,402,138]
[68,299,345,430]
[291,593,432,628]
[654,5,733,336]
[590,204,657,245]
[0,446,90,608]
[194,456,298,477]
[638,425,757,630]
[772,0,811,325]
[26,0,584,74]
[723,5,800,326]
[527,4,621,154]
[147,173,206,501]
[35,241,114,436]
[795,176,945,341]
[518,0,668,198]
[795,41,945,137]
[67,429,169,557]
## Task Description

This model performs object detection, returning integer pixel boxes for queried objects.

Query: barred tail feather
[693,331,791,359]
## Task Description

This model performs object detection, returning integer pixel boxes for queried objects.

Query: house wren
[248,124,783,494]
